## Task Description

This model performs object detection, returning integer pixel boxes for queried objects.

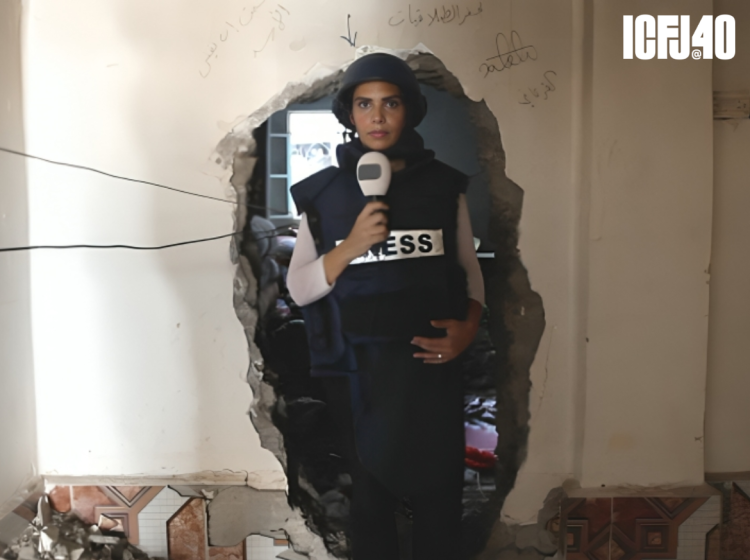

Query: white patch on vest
[337,229,445,265]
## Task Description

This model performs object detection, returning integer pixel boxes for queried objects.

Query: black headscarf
[335,128,434,173]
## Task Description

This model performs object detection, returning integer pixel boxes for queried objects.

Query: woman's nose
[372,106,385,123]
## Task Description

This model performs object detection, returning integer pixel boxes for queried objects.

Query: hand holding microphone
[343,152,392,256]
[345,200,390,257]
[322,152,393,284]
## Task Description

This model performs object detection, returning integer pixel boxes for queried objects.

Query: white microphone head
[356,152,391,198]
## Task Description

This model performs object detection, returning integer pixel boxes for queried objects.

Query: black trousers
[322,340,465,560]
[348,457,464,560]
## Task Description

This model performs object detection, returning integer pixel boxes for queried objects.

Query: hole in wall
[220,50,546,558]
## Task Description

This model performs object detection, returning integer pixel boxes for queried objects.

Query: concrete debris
[207,487,336,560]
[0,496,163,560]
[0,513,33,557]
[38,526,58,553]
[206,487,293,546]
[470,507,561,560]
[464,397,497,426]
[170,485,227,499]
[200,490,216,500]
[514,524,557,556]
[275,551,309,560]
[95,518,122,535]
[167,486,203,499]
[36,500,51,531]
[87,537,121,546]
[16,546,35,560]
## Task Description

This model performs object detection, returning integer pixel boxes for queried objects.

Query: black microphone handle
[366,195,389,219]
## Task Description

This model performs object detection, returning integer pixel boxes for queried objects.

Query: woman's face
[349,81,407,151]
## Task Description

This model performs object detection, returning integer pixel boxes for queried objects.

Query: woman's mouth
[369,130,388,138]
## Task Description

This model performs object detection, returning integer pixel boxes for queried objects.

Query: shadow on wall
[217,52,547,558]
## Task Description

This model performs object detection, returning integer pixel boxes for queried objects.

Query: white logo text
[623,15,735,60]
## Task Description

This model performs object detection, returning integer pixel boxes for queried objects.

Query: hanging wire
[0,226,297,253]
[0,146,299,253]
[0,146,290,214]
[0,228,297,253]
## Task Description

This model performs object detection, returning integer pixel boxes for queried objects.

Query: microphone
[356,152,391,201]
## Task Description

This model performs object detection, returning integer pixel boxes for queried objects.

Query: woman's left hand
[411,299,483,364]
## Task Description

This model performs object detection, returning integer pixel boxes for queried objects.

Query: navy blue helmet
[332,53,428,130]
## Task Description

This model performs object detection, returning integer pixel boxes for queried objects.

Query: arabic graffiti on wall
[388,2,483,27]
[199,0,291,78]
[518,71,558,107]
[479,31,538,77]
[476,31,559,107]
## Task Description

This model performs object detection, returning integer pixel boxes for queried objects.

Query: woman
[287,52,484,560]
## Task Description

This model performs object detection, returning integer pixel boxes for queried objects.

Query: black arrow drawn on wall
[341,14,358,47]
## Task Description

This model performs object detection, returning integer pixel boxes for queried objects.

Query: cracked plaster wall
[0,0,38,514]
[19,0,713,535]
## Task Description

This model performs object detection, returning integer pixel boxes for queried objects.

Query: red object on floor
[464,446,497,470]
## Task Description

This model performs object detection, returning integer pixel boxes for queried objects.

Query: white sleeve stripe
[457,194,486,305]
[286,213,336,307]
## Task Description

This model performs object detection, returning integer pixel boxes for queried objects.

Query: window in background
[266,109,346,221]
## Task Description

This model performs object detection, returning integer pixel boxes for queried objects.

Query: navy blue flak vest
[291,157,469,376]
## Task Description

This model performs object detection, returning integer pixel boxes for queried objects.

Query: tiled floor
[675,495,721,560]
[245,534,289,560]
[563,496,719,559]
[718,482,750,559]
[168,498,208,560]
[18,483,750,559]
[40,485,291,560]
[138,487,189,559]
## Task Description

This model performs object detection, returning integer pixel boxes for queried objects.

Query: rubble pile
[1,497,161,560]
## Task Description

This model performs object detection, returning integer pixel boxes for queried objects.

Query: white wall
[0,0,38,510]
[22,0,715,523]
[705,0,750,475]
[578,0,712,489]
[503,0,714,520]
[24,0,283,483]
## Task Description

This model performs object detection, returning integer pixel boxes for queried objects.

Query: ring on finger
[437,353,442,360]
